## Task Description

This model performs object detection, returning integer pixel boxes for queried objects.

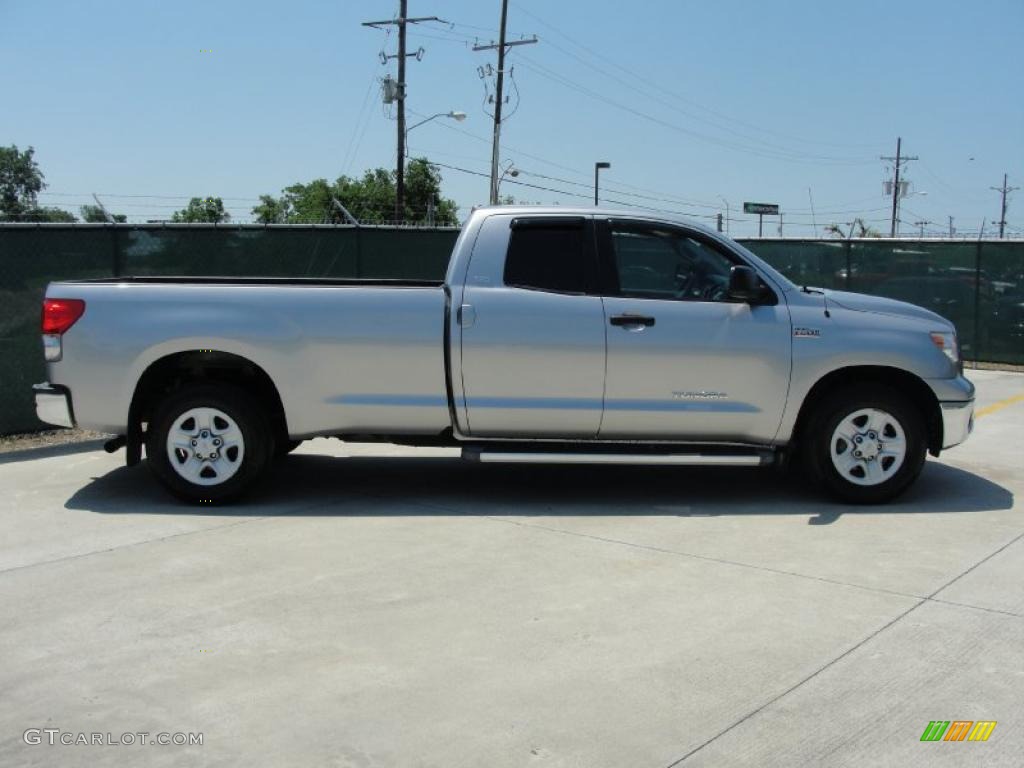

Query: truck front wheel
[803,384,926,504]
[146,384,271,504]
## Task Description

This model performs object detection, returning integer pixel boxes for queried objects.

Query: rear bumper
[940,399,974,449]
[33,383,76,429]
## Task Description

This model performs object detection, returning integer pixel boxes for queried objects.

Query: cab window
[504,219,592,294]
[609,225,736,302]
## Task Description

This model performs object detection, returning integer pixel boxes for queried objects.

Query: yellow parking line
[975,393,1024,419]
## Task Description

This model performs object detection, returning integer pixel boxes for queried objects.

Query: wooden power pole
[473,0,536,204]
[363,4,442,223]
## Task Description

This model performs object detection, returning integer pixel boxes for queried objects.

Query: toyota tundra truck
[33,207,975,504]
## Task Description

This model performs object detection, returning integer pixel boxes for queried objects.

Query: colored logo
[920,721,996,742]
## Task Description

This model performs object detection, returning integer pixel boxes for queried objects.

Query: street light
[594,162,611,205]
[404,111,467,154]
[497,161,519,200]
[718,196,731,235]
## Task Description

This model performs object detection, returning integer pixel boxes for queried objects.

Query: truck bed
[46,278,452,437]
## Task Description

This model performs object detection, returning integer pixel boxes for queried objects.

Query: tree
[404,158,458,225]
[825,218,882,239]
[0,145,46,219]
[30,207,77,222]
[252,158,458,226]
[251,194,289,224]
[171,197,230,223]
[80,204,126,223]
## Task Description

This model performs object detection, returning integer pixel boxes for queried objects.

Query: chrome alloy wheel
[165,407,245,486]
[829,407,907,487]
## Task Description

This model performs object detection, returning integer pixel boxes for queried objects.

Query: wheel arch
[127,350,288,465]
[791,365,943,457]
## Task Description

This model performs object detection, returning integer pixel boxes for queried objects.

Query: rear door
[457,214,606,438]
[596,219,791,443]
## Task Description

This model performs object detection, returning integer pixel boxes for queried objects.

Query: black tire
[146,383,272,504]
[803,384,926,504]
[275,439,303,457]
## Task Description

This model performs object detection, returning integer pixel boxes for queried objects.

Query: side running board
[462,449,772,467]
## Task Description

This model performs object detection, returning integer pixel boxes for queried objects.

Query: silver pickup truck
[34,206,974,504]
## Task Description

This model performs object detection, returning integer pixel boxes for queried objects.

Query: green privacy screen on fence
[1,223,1022,433]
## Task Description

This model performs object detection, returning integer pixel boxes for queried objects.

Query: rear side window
[503,221,590,294]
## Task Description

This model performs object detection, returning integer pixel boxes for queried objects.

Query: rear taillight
[42,298,86,335]
[42,298,85,362]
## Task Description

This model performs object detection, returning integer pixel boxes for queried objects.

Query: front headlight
[929,331,959,363]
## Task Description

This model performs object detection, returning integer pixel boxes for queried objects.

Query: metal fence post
[111,223,123,277]
[844,240,852,290]
[973,240,983,363]
[355,225,363,279]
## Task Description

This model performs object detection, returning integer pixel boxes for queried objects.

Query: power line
[510,1,883,154]
[515,54,874,166]
[341,58,386,176]
[429,160,721,220]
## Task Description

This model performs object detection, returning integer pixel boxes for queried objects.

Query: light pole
[404,111,466,155]
[497,161,519,200]
[894,190,927,236]
[718,196,730,235]
[594,162,611,205]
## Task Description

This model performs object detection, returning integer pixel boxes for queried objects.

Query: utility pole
[991,173,1018,239]
[914,220,929,238]
[881,137,918,237]
[474,0,537,204]
[363,4,443,223]
[948,215,955,238]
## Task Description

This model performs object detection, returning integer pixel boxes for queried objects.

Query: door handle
[458,303,476,328]
[609,314,656,328]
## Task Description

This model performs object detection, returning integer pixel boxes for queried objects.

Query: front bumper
[927,375,974,450]
[940,399,974,449]
[33,383,76,429]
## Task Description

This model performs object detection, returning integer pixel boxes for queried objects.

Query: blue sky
[2,0,1021,237]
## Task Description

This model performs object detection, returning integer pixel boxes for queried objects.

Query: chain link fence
[2,223,1022,433]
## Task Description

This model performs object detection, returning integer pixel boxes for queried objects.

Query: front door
[596,220,792,443]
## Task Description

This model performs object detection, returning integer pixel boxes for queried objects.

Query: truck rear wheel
[803,384,926,504]
[146,384,271,504]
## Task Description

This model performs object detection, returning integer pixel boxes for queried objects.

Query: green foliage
[171,197,230,223]
[252,158,459,225]
[80,204,126,223]
[251,194,289,224]
[0,145,46,219]
[30,206,77,222]
[825,218,882,239]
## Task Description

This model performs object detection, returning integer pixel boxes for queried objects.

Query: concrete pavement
[1,370,1022,767]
